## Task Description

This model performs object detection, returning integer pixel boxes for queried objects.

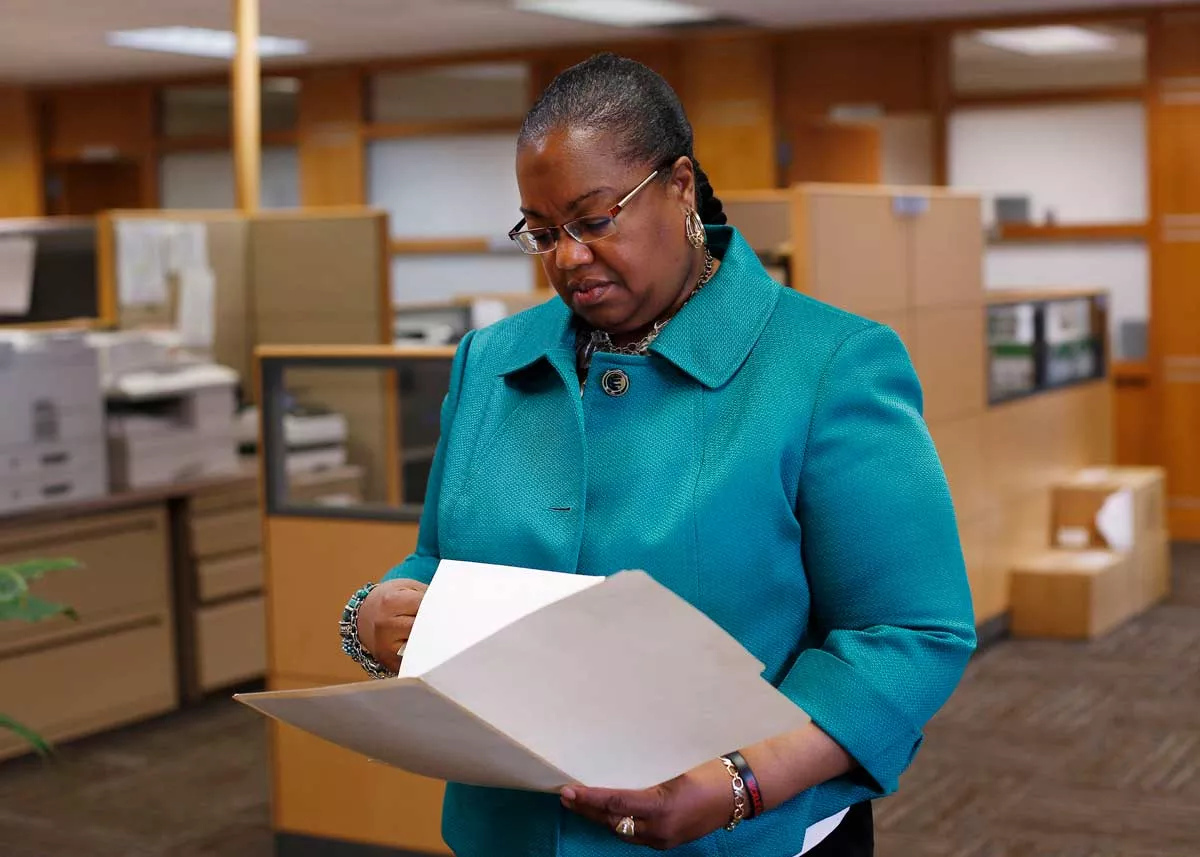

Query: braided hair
[518,52,727,226]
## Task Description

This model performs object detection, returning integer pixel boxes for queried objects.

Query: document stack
[0,331,108,514]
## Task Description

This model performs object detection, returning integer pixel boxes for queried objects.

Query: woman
[341,53,976,856]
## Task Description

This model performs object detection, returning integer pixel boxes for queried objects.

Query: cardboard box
[1009,549,1131,640]
[1133,530,1172,609]
[1051,467,1165,551]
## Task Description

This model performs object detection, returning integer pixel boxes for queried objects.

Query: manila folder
[236,562,809,793]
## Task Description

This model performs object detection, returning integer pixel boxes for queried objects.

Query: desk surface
[0,461,366,527]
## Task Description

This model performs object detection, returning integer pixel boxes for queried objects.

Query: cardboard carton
[1010,549,1131,640]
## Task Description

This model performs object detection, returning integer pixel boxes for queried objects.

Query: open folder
[235,560,810,792]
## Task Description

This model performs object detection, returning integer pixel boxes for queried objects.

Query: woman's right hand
[356,579,428,673]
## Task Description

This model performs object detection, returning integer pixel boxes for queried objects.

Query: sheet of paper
[167,222,209,273]
[0,235,35,315]
[116,220,169,307]
[175,266,216,349]
[238,565,810,792]
[399,560,602,679]
[1096,488,1135,551]
[236,678,571,791]
[422,569,809,790]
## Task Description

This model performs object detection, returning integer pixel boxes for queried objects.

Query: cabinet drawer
[196,596,266,691]
[0,506,170,655]
[197,552,263,602]
[0,619,177,761]
[191,507,260,558]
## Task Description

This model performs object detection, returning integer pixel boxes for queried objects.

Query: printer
[0,331,108,514]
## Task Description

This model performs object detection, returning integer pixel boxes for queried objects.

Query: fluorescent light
[975,26,1118,56]
[106,27,308,59]
[514,0,717,28]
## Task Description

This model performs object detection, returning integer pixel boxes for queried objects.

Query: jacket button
[601,369,629,397]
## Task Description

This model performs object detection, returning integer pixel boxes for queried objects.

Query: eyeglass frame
[507,167,664,255]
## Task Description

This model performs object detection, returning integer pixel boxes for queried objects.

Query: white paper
[116,220,169,307]
[167,222,209,273]
[237,562,810,792]
[1056,526,1092,550]
[0,236,35,315]
[399,560,601,679]
[175,267,216,349]
[1095,488,1135,552]
[469,298,508,330]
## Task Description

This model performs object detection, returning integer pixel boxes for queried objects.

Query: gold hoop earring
[685,209,706,249]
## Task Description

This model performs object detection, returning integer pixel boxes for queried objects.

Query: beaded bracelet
[340,582,394,680]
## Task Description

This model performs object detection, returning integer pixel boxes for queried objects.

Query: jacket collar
[495,225,779,389]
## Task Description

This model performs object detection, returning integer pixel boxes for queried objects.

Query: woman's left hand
[560,759,734,850]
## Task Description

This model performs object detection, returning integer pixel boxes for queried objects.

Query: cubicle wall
[257,346,455,856]
[100,208,394,501]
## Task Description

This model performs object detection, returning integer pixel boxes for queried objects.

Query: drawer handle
[42,483,72,497]
[41,452,69,466]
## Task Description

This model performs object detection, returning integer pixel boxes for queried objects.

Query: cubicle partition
[0,217,103,329]
[257,345,455,856]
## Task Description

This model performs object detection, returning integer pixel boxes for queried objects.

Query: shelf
[993,223,1148,243]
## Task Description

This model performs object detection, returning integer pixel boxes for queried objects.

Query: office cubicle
[256,344,455,857]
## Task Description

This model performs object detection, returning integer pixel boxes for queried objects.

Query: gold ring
[616,815,636,838]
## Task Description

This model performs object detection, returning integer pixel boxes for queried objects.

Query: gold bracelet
[718,756,748,831]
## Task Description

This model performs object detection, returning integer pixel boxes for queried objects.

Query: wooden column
[232,0,260,213]
[0,87,42,217]
[1148,10,1200,539]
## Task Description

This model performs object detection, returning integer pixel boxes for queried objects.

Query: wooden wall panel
[298,67,365,206]
[778,28,934,119]
[1149,10,1200,539]
[678,36,778,191]
[788,121,880,185]
[43,84,155,160]
[1113,364,1155,466]
[0,87,42,217]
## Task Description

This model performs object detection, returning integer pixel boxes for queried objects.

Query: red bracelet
[726,751,765,819]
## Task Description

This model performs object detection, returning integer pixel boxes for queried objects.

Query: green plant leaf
[0,594,77,623]
[0,713,53,757]
[5,558,82,583]
[0,567,28,603]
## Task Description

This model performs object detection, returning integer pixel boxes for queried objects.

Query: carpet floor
[2,546,1198,856]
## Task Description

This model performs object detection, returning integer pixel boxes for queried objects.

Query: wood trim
[156,130,298,153]
[377,216,395,344]
[389,237,494,255]
[931,24,953,186]
[951,86,1148,109]
[95,211,117,326]
[362,117,521,140]
[987,287,1108,304]
[1113,360,1152,383]
[256,344,458,360]
[994,223,1149,242]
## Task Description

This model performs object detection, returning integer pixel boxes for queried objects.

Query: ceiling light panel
[106,27,309,59]
[513,0,717,28]
[974,26,1119,56]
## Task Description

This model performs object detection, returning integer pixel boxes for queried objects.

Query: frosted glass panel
[159,147,300,210]
[391,255,534,305]
[368,135,520,238]
[986,244,1148,359]
[950,103,1146,225]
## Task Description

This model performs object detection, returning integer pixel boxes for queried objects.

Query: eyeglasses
[508,169,660,256]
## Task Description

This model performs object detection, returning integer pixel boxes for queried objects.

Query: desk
[0,460,363,760]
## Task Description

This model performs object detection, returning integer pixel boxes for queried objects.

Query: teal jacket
[385,225,976,857]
